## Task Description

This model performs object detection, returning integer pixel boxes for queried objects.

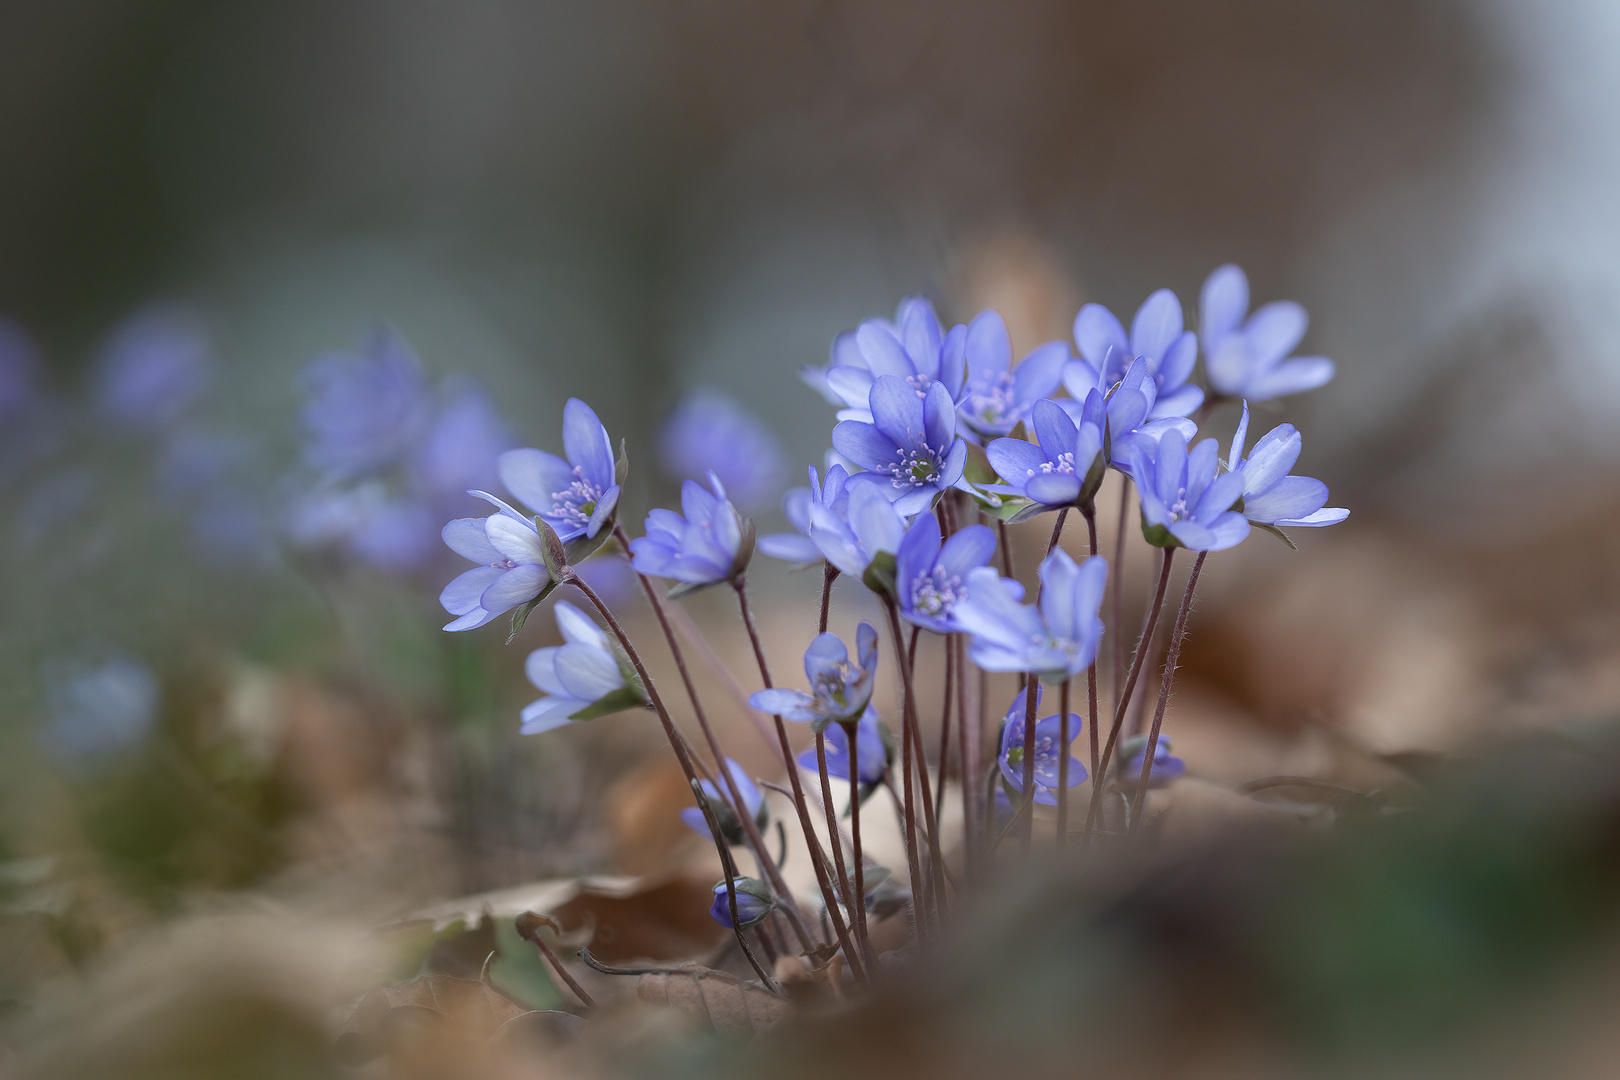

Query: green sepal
[861,548,898,598]
[1252,521,1297,550]
[1079,452,1108,506]
[729,516,756,581]
[962,440,1001,488]
[615,438,630,486]
[563,526,614,566]
[506,577,561,644]
[535,516,569,579]
[665,579,720,599]
[1140,521,1180,549]
[566,684,651,722]
[1001,499,1052,525]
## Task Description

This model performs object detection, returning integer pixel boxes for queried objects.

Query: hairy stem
[1057,677,1072,848]
[1082,505,1102,785]
[1045,506,1070,558]
[881,602,927,943]
[845,720,874,966]
[1129,551,1207,834]
[1111,479,1131,712]
[905,626,947,919]
[1084,546,1174,844]
[1020,672,1039,849]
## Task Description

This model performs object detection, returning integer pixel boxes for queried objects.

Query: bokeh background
[5,2,1620,1077]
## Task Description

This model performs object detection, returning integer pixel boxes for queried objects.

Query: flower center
[910,565,965,617]
[965,371,1018,427]
[1166,485,1190,522]
[1025,451,1076,479]
[886,447,942,488]
[549,466,605,527]
[903,373,935,398]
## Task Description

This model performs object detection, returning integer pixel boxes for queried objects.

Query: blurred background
[5,1,1620,1076]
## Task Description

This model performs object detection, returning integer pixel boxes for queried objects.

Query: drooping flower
[439,511,550,631]
[708,877,774,929]
[1229,402,1349,531]
[1201,265,1334,402]
[493,398,621,544]
[794,705,888,784]
[299,326,432,480]
[749,623,879,731]
[629,472,752,589]
[93,304,212,432]
[956,310,1068,440]
[1127,430,1250,551]
[894,515,1004,633]
[1068,289,1203,420]
[953,548,1107,683]
[680,758,768,843]
[1118,734,1186,788]
[808,478,906,582]
[659,390,787,512]
[811,297,967,422]
[984,397,1106,511]
[519,601,645,735]
[997,685,1087,805]
[833,375,967,516]
[1059,356,1196,471]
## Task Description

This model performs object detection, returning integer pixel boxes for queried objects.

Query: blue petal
[525,646,567,694]
[1206,337,1255,398]
[1193,470,1246,522]
[922,381,956,451]
[479,564,548,615]
[856,321,915,379]
[443,608,497,632]
[586,484,620,537]
[562,398,615,489]
[1202,511,1251,551]
[1229,400,1251,465]
[1244,475,1327,524]
[1246,300,1308,366]
[896,515,943,604]
[830,419,899,472]
[1030,398,1077,462]
[521,696,584,735]
[1157,331,1198,390]
[1249,357,1335,401]
[899,297,944,376]
[1012,342,1068,405]
[825,365,876,411]
[938,437,967,489]
[964,310,1011,380]
[442,517,504,564]
[868,373,926,449]
[986,437,1046,487]
[553,643,624,701]
[1148,383,1204,420]
[802,631,850,685]
[1278,506,1348,528]
[849,481,905,556]
[1130,289,1183,361]
[442,565,506,616]
[1025,472,1082,506]
[553,600,603,647]
[1200,264,1249,345]
[499,448,575,516]
[1073,304,1127,366]
[749,687,820,723]
[1242,424,1302,495]
[936,524,997,579]
[487,515,546,565]
[757,533,820,563]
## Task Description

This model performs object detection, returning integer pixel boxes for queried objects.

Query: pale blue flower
[984,397,1106,510]
[680,758,766,841]
[795,706,887,784]
[708,877,774,929]
[520,601,642,734]
[997,685,1087,805]
[956,310,1068,439]
[1067,289,1202,419]
[894,515,1003,633]
[1060,354,1197,472]
[953,548,1107,683]
[750,623,879,731]
[1127,430,1249,551]
[493,398,621,544]
[630,472,750,588]
[833,375,967,516]
[299,326,431,480]
[807,478,906,580]
[659,390,787,512]
[1229,402,1348,529]
[1201,265,1334,401]
[439,509,550,631]
[810,297,967,422]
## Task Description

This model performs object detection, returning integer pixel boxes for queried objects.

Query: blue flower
[1201,265,1334,402]
[1068,290,1203,420]
[659,390,787,513]
[1060,355,1196,471]
[984,397,1106,511]
[1127,430,1250,551]
[894,515,1002,633]
[749,623,879,731]
[438,509,550,631]
[413,381,516,504]
[807,475,906,580]
[493,398,621,544]
[520,600,645,734]
[94,304,213,432]
[953,548,1107,683]
[833,375,967,516]
[794,706,887,783]
[1229,402,1348,530]
[1118,735,1186,788]
[679,758,767,842]
[299,326,432,480]
[708,877,774,929]
[956,310,1068,439]
[629,472,751,589]
[811,297,967,422]
[756,479,819,565]
[997,685,1087,805]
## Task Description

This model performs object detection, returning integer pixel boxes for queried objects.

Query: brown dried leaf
[634,967,788,1038]
[338,973,529,1064]
[549,878,726,963]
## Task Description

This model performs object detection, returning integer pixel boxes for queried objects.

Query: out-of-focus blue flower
[1067,290,1202,420]
[0,317,41,418]
[93,304,212,431]
[1201,265,1334,402]
[833,376,966,516]
[1119,735,1186,788]
[996,685,1087,805]
[1229,402,1348,530]
[749,623,879,731]
[414,381,515,503]
[1127,430,1250,551]
[795,705,887,783]
[520,601,644,734]
[285,483,440,570]
[954,549,1107,683]
[894,515,1002,633]
[495,398,621,544]
[156,430,253,503]
[984,398,1106,511]
[811,297,967,423]
[629,472,750,588]
[37,652,158,767]
[659,390,787,513]
[439,509,551,631]
[680,758,767,842]
[1060,355,1196,471]
[956,310,1068,440]
[808,478,905,581]
[189,489,273,566]
[300,326,433,480]
[708,877,774,929]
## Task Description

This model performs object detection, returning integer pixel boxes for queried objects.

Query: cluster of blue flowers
[433,261,1346,962]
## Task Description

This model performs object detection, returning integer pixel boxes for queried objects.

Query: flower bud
[708,877,774,929]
